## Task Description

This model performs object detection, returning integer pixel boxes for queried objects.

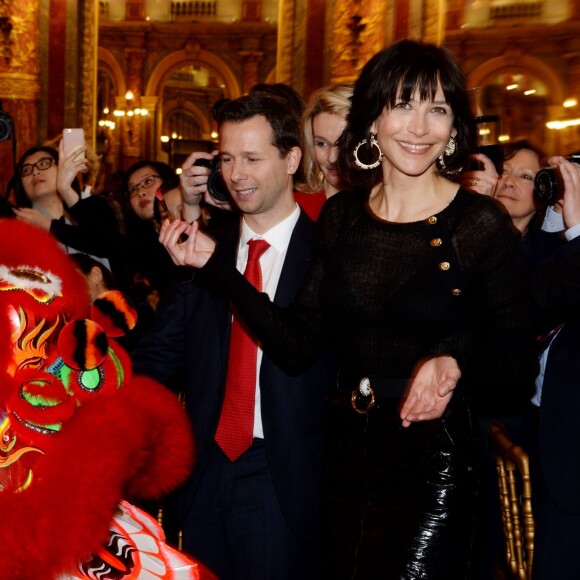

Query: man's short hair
[217,92,301,158]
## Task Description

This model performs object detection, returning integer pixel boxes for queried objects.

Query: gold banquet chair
[489,422,535,580]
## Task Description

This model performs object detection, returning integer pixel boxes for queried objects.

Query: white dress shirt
[235,204,301,439]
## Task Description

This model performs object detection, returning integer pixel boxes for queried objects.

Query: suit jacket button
[430,238,443,247]
[439,261,450,271]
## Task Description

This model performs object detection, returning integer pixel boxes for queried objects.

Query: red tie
[215,238,270,461]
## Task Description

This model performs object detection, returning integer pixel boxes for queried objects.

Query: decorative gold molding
[81,0,99,149]
[140,95,158,112]
[0,73,39,99]
[468,53,564,106]
[239,50,263,93]
[163,97,211,136]
[125,47,146,95]
[98,46,127,96]
[330,0,385,83]
[145,49,241,98]
[5,0,39,74]
[276,0,295,85]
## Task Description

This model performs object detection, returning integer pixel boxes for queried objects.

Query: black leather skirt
[319,381,479,579]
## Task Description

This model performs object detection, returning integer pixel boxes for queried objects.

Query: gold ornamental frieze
[331,0,385,83]
[0,74,40,100]
[6,1,40,73]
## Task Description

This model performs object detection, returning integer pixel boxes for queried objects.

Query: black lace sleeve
[453,194,537,412]
[50,195,121,257]
[200,198,354,374]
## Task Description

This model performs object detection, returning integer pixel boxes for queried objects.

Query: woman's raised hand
[460,153,498,197]
[399,355,461,427]
[57,140,87,206]
[551,156,580,229]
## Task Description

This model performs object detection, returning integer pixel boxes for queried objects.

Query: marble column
[277,0,391,94]
[0,0,40,194]
[239,51,264,93]
[121,47,147,167]
[81,0,99,150]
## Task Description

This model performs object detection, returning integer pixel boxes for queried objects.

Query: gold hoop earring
[353,133,384,170]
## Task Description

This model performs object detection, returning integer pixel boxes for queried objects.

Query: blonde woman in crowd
[294,84,353,220]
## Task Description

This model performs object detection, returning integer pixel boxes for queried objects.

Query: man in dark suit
[527,156,580,578]
[131,92,333,579]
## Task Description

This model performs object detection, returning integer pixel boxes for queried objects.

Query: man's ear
[287,146,302,176]
[88,265,103,286]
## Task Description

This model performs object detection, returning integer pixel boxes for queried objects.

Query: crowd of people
[2,37,580,579]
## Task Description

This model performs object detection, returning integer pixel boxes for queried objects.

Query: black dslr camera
[193,157,230,203]
[0,108,13,142]
[534,154,580,204]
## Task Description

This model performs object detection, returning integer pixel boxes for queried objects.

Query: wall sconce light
[113,90,149,118]
[98,107,116,130]
[546,119,580,130]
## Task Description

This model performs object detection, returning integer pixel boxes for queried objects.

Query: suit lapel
[273,211,314,307]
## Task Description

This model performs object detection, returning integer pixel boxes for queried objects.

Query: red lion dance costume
[0,219,214,579]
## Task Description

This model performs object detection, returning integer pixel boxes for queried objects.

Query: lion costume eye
[0,264,62,304]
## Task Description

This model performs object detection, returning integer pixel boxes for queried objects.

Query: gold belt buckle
[351,377,376,414]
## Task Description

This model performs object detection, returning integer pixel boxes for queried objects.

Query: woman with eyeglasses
[121,160,190,304]
[9,144,120,275]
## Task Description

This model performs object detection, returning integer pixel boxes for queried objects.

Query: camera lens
[207,168,230,203]
[534,156,580,205]
[534,168,560,204]
[193,158,212,170]
[193,157,230,203]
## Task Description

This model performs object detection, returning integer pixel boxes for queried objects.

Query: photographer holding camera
[525,153,580,578]
[180,150,234,207]
[179,95,238,223]
[463,141,565,577]
[467,143,580,577]
[179,151,240,231]
[462,141,569,255]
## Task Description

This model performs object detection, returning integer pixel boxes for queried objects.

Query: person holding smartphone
[9,142,120,275]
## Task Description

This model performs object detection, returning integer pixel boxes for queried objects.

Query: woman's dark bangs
[396,64,441,105]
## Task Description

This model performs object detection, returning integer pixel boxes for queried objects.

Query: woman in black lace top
[160,40,536,579]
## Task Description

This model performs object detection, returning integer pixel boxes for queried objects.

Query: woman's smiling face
[371,83,456,178]
[493,148,540,226]
[312,112,347,194]
[127,166,162,221]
